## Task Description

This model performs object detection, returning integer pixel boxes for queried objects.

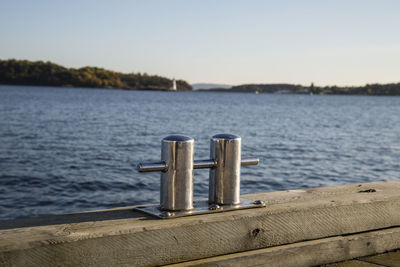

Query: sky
[1,0,399,86]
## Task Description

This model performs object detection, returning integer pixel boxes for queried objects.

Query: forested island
[204,82,400,96]
[2,59,399,95]
[0,59,192,91]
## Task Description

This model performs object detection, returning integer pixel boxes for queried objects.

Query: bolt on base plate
[133,198,266,219]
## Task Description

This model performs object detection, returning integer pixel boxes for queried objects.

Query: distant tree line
[0,59,192,91]
[207,82,400,96]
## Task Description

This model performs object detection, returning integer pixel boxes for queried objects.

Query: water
[1,85,399,220]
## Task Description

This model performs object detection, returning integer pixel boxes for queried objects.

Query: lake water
[1,85,399,220]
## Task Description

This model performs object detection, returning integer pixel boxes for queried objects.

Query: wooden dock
[2,180,400,266]
[326,250,400,266]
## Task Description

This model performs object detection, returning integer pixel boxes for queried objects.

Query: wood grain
[1,180,400,266]
[168,227,400,267]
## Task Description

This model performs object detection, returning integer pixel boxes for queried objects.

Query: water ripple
[0,86,400,220]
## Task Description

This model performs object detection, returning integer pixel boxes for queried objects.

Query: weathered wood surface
[326,260,380,267]
[168,227,400,267]
[1,180,400,266]
[359,249,400,266]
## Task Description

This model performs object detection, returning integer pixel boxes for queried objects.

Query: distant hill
[0,59,192,91]
[192,83,232,90]
[205,83,400,96]
[229,84,305,93]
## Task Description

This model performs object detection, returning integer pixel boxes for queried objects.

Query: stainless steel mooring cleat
[136,134,265,219]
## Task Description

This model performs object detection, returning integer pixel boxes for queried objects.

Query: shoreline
[2,84,400,96]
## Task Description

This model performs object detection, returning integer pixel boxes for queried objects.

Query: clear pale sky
[1,0,399,86]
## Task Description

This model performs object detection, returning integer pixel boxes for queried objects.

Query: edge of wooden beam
[167,227,400,267]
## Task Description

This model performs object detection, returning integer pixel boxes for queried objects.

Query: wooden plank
[324,260,381,267]
[1,180,400,266]
[360,250,400,267]
[167,227,400,267]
